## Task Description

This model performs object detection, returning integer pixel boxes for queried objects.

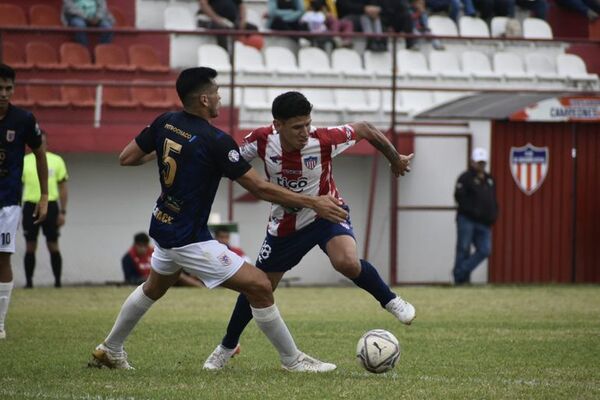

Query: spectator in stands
[426,0,476,23]
[267,0,308,31]
[337,0,387,51]
[213,227,249,261]
[197,0,258,30]
[515,0,548,19]
[301,0,335,48]
[409,0,444,50]
[473,0,516,22]
[122,232,204,287]
[62,0,115,46]
[303,0,355,47]
[556,0,599,20]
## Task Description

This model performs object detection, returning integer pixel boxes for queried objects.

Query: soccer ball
[356,329,400,373]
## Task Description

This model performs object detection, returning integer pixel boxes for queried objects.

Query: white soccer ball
[356,329,400,373]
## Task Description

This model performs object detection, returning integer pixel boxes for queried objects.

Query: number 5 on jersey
[162,139,182,187]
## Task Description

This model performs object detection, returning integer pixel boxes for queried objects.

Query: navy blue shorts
[255,209,355,273]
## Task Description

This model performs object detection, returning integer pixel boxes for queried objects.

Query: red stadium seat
[165,89,183,108]
[128,44,170,73]
[103,86,139,108]
[95,44,136,72]
[27,85,69,108]
[26,42,68,71]
[62,86,96,108]
[109,6,130,27]
[12,85,35,108]
[132,84,173,109]
[29,4,61,27]
[2,41,33,70]
[60,43,101,71]
[0,4,27,26]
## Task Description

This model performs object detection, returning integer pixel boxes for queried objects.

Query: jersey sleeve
[239,130,260,162]
[24,114,42,150]
[56,156,68,182]
[134,126,155,154]
[214,134,252,180]
[326,124,357,157]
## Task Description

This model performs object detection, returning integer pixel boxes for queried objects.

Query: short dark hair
[133,232,150,245]
[0,64,16,81]
[272,91,313,121]
[214,226,229,236]
[176,67,217,107]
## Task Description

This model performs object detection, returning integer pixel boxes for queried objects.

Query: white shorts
[0,205,21,254]
[151,240,245,289]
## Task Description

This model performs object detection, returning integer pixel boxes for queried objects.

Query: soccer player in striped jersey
[203,91,416,370]
[89,68,348,372]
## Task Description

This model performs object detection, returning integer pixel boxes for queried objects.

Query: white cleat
[88,343,134,370]
[282,352,337,373]
[385,296,416,325]
[0,330,5,340]
[203,344,241,370]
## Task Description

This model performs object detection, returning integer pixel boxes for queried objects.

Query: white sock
[251,304,300,365]
[0,281,14,331]
[104,284,155,353]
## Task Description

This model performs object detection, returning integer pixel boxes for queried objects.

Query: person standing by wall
[22,131,68,288]
[453,148,498,285]
[0,64,48,340]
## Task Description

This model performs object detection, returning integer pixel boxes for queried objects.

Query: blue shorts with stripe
[255,207,355,272]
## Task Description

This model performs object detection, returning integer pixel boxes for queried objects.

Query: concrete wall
[12,121,492,287]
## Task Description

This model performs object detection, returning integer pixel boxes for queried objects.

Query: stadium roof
[416,92,564,120]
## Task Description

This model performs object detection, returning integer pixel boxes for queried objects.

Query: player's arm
[119,139,156,166]
[57,180,68,227]
[31,145,48,224]
[236,169,348,223]
[350,121,413,177]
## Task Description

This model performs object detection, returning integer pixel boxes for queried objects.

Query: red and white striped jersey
[240,124,357,237]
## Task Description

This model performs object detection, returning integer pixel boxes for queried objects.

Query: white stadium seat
[493,52,534,83]
[364,50,393,79]
[523,18,553,39]
[234,42,268,75]
[525,52,566,84]
[264,46,305,78]
[429,50,470,81]
[303,89,337,111]
[429,16,459,37]
[164,5,196,31]
[556,54,599,85]
[461,51,502,82]
[298,47,337,77]
[197,44,231,74]
[243,88,270,110]
[335,89,379,113]
[332,48,371,79]
[399,91,434,114]
[459,16,490,37]
[490,17,509,38]
[397,49,437,80]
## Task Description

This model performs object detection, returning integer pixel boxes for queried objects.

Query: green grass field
[1,285,599,400]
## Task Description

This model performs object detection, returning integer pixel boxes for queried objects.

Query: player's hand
[313,195,348,223]
[34,195,48,225]
[57,213,66,227]
[391,153,414,177]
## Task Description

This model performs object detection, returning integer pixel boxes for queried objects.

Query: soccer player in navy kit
[89,68,348,372]
[0,64,48,340]
[204,92,416,369]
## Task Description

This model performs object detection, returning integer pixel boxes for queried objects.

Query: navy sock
[221,293,254,349]
[351,260,396,308]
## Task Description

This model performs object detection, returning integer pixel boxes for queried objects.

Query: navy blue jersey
[0,104,42,206]
[136,111,251,248]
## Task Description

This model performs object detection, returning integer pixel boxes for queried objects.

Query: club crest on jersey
[6,130,15,142]
[228,150,240,162]
[510,143,549,196]
[303,156,318,170]
[344,126,353,141]
[217,252,232,266]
